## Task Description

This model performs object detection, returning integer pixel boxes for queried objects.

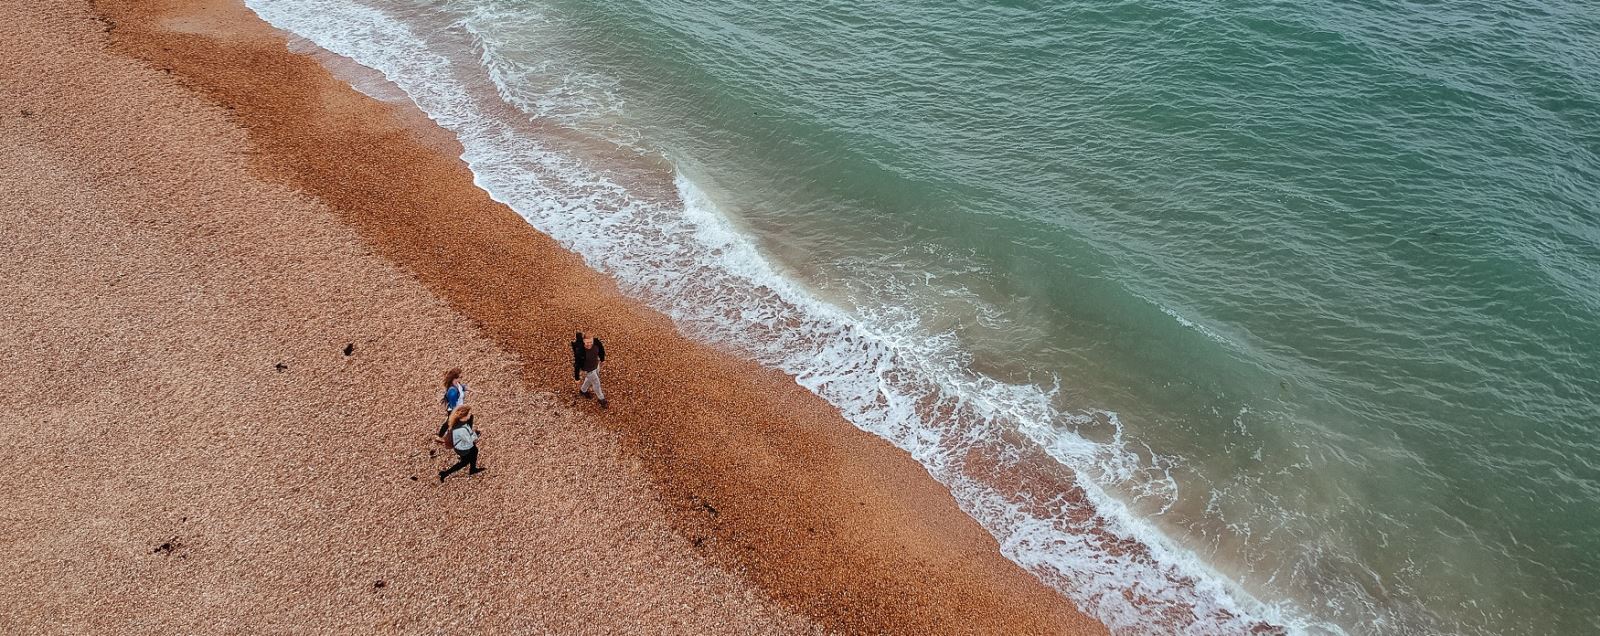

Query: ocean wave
[242,0,1332,632]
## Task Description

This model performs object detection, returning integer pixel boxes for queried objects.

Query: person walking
[571,331,607,408]
[439,406,486,481]
[436,367,467,440]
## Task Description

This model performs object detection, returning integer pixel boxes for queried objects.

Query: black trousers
[437,408,453,437]
[441,447,479,478]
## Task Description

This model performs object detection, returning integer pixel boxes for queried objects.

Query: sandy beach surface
[0,0,1108,633]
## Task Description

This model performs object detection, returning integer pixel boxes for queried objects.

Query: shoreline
[235,3,1295,633]
[4,0,1109,633]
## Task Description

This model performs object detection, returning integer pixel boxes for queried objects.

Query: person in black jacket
[571,331,607,408]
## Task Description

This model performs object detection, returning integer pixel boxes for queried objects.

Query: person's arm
[596,339,606,365]
[440,408,463,443]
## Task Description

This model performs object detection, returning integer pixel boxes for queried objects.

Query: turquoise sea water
[251,0,1600,633]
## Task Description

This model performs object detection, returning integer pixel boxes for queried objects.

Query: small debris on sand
[152,537,181,556]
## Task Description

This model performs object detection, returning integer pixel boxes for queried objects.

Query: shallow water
[248,0,1600,632]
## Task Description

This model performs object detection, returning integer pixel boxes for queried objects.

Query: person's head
[449,405,472,427]
[583,333,595,347]
[443,367,463,388]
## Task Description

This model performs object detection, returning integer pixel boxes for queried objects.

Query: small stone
[153,537,181,555]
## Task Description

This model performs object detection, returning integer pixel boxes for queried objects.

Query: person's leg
[589,369,605,402]
[466,447,484,474]
[438,409,452,437]
[580,370,598,397]
[440,449,472,480]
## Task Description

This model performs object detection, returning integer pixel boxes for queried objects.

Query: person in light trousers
[571,331,607,408]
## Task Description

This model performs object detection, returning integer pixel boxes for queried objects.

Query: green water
[258,0,1600,631]
[488,1,1600,632]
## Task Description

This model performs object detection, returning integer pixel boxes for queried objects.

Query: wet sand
[0,0,1108,633]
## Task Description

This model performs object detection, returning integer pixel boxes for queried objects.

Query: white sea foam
[243,0,1337,632]
[1157,303,1238,350]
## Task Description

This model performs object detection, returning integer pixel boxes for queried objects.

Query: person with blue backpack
[436,367,467,440]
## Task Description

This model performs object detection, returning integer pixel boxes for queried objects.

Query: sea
[243,0,1600,633]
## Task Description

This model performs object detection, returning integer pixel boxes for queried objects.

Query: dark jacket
[571,333,605,379]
